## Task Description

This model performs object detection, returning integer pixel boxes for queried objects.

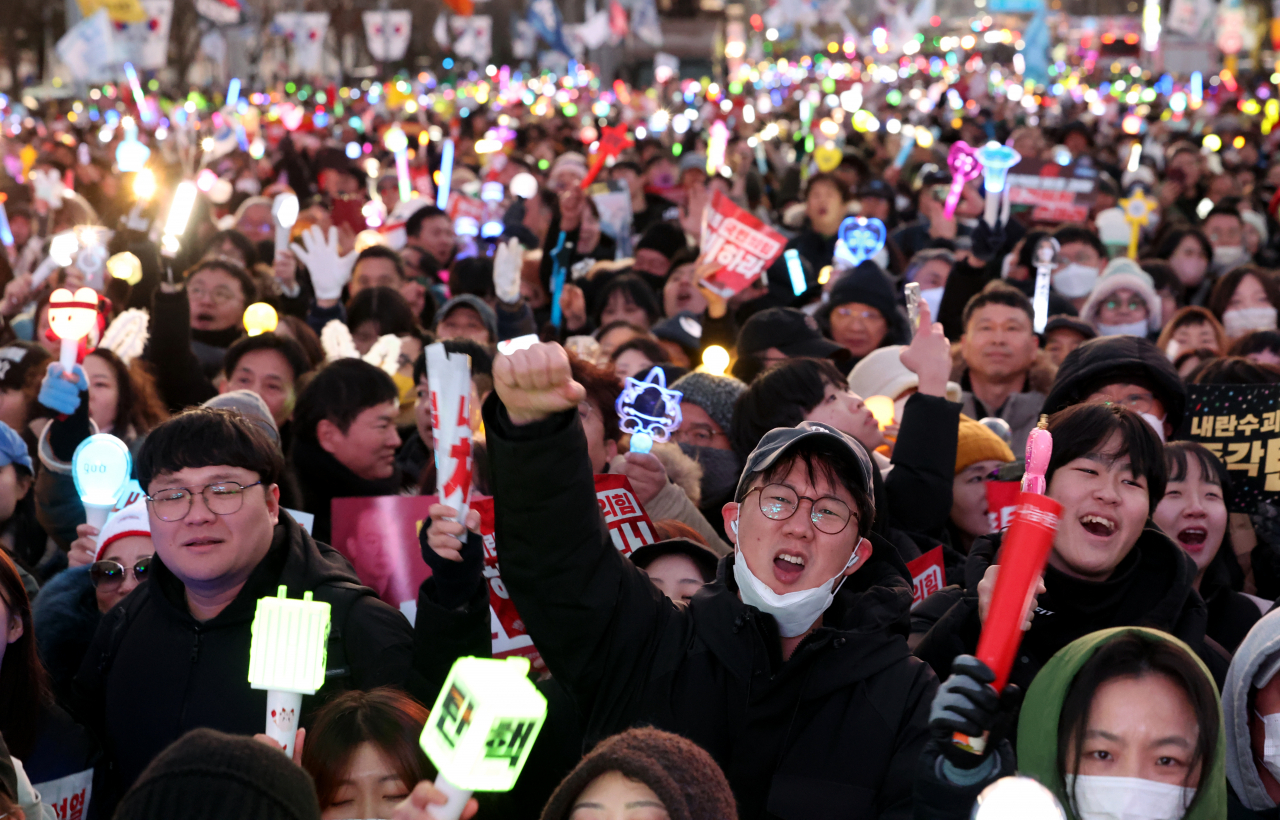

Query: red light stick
[581,124,632,189]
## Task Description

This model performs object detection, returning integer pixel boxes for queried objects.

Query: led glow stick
[226,77,241,108]
[122,63,152,124]
[894,127,917,168]
[975,142,1021,228]
[72,433,132,536]
[32,232,79,288]
[945,141,982,219]
[107,252,143,285]
[271,193,299,258]
[384,126,412,204]
[784,249,806,296]
[582,124,632,189]
[248,586,332,759]
[436,140,455,210]
[426,343,474,526]
[0,196,14,249]
[616,368,683,454]
[1119,189,1153,260]
[700,345,729,376]
[706,121,729,175]
[1031,237,1059,334]
[420,657,548,820]
[161,181,198,260]
[48,287,99,374]
[833,216,887,270]
[115,119,151,173]
[243,303,279,336]
[1190,71,1203,107]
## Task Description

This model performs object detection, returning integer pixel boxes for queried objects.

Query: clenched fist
[494,342,586,426]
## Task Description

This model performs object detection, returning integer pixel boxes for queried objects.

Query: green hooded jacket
[1015,627,1227,820]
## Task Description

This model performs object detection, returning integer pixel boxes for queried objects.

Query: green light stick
[420,656,548,820]
[248,586,332,757]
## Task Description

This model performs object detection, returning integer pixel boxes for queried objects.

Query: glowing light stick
[32,232,79,288]
[1031,237,1059,334]
[427,343,474,526]
[122,63,152,124]
[72,433,132,536]
[0,195,13,249]
[894,127,916,168]
[833,216,887,270]
[384,126,412,204]
[784,249,807,296]
[1190,71,1203,107]
[243,303,279,336]
[975,142,1021,228]
[420,656,548,820]
[436,140,455,210]
[226,77,241,108]
[706,121,729,176]
[49,287,99,374]
[248,586,332,759]
[160,181,198,260]
[582,124,633,189]
[945,141,982,219]
[956,416,1060,755]
[700,345,729,376]
[132,167,157,200]
[616,367,683,454]
[272,193,299,258]
[115,119,151,173]
[107,252,143,286]
[973,777,1066,820]
[1119,188,1153,260]
[864,395,894,430]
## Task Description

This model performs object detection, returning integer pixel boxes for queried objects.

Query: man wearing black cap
[632,223,688,289]
[466,341,935,820]
[731,307,849,382]
[857,179,897,228]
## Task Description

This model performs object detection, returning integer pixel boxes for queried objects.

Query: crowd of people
[3,50,1280,820]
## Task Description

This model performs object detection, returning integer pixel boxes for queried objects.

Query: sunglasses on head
[90,556,152,589]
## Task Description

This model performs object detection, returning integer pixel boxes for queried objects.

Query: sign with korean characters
[1184,384,1280,512]
[906,546,945,610]
[698,190,788,298]
[1005,159,1100,224]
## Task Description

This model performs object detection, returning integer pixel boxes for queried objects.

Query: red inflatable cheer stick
[581,124,633,189]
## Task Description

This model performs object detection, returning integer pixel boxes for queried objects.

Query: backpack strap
[312,581,372,689]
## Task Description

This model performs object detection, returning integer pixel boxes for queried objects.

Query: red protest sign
[985,480,1022,533]
[1005,159,1099,224]
[331,495,437,608]
[906,546,945,610]
[475,474,657,666]
[698,190,787,297]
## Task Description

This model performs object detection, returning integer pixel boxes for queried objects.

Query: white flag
[112,0,173,71]
[56,9,116,80]
[363,10,412,61]
[450,15,492,64]
[275,12,329,73]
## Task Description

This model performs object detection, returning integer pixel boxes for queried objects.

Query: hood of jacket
[1017,626,1227,820]
[150,511,369,629]
[1225,608,1280,810]
[1041,335,1186,432]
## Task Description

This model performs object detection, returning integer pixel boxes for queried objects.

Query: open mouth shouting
[1078,514,1118,539]
[773,550,806,585]
[1175,526,1208,553]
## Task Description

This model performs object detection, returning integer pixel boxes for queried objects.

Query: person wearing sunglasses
[85,500,154,614]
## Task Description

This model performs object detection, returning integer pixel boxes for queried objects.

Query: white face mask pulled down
[1063,774,1197,820]
[730,515,866,637]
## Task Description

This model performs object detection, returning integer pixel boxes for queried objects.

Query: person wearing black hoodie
[290,359,403,545]
[71,407,419,817]
[912,402,1230,694]
[477,342,937,820]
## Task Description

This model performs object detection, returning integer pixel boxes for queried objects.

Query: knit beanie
[846,345,963,403]
[203,389,280,446]
[671,372,747,436]
[1079,257,1162,333]
[955,414,1015,474]
[540,728,738,820]
[114,728,321,820]
[827,260,897,322]
[94,497,151,561]
[635,222,688,260]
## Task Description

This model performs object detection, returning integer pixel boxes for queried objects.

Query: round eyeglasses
[744,484,856,535]
[146,481,264,522]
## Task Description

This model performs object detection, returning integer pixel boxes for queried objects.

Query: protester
[819,262,912,363]
[1078,258,1163,339]
[1041,316,1097,367]
[1209,266,1280,340]
[947,415,1014,561]
[1224,609,1280,817]
[1157,306,1228,361]
[731,307,848,383]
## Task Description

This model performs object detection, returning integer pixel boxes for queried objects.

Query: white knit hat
[95,497,152,562]
[846,345,963,403]
[1079,257,1162,334]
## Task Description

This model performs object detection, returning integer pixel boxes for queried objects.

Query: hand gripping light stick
[420,656,548,820]
[72,434,133,538]
[975,142,1021,229]
[272,193,300,259]
[945,141,982,220]
[616,368,683,454]
[248,586,332,758]
[48,287,99,374]
[955,416,1060,755]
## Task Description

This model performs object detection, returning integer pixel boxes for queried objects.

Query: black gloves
[928,655,1022,770]
[419,521,486,610]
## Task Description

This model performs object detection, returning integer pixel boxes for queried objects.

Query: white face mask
[1054,263,1101,299]
[1139,411,1166,442]
[1170,257,1207,287]
[1256,711,1280,783]
[1063,774,1196,820]
[1213,245,1248,268]
[731,516,866,637]
[919,286,945,319]
[1096,320,1149,338]
[1223,306,1279,337]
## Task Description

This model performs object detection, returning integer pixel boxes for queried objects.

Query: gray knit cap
[671,372,747,436]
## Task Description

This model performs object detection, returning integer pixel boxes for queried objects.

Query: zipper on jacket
[190,628,203,663]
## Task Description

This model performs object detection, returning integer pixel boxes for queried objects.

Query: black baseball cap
[735,421,874,504]
[1043,315,1098,341]
[857,179,894,200]
[736,308,843,360]
[629,538,719,583]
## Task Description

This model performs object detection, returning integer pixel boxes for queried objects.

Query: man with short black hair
[220,332,312,429]
[73,408,418,816]
[292,359,402,543]
[404,205,455,272]
[1050,224,1109,309]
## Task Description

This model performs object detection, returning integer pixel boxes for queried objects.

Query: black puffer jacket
[485,397,938,820]
[1040,335,1187,432]
[72,513,420,816]
[911,527,1228,692]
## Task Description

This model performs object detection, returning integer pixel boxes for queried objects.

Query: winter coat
[1225,609,1280,815]
[292,435,402,545]
[953,350,1056,456]
[32,565,101,705]
[912,528,1229,692]
[1040,334,1187,433]
[71,513,420,816]
[141,290,223,413]
[484,397,939,820]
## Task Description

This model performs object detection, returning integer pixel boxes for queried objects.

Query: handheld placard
[248,586,332,758]
[243,303,279,337]
[783,249,806,296]
[427,343,474,526]
[975,142,1021,229]
[833,216,886,271]
[72,434,132,536]
[272,194,300,258]
[616,368,682,454]
[48,287,99,373]
[1031,237,1059,334]
[420,656,548,820]
[945,141,982,220]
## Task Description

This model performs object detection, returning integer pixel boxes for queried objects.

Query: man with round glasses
[473,341,935,820]
[72,407,418,816]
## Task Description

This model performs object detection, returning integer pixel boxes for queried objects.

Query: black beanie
[113,728,321,820]
[827,260,897,321]
[635,222,688,260]
[540,727,738,820]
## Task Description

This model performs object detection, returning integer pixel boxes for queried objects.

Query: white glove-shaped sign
[492,237,524,305]
[291,225,357,301]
